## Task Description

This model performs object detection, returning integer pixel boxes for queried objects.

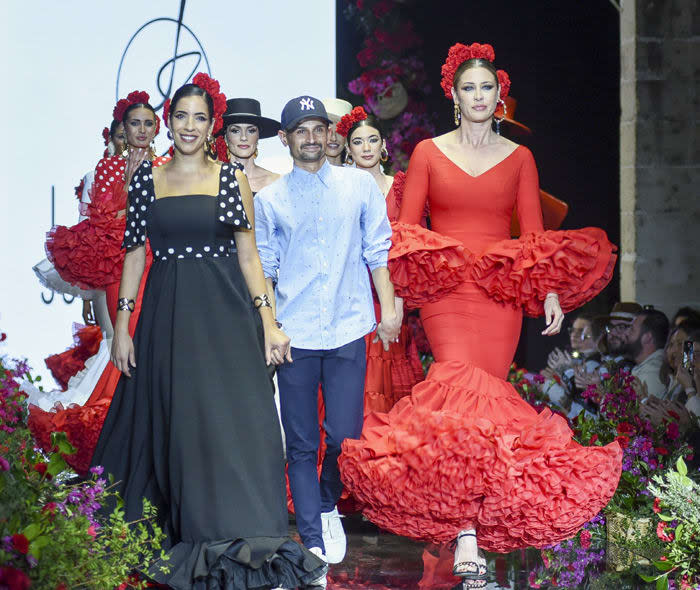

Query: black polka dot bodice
[122,161,251,261]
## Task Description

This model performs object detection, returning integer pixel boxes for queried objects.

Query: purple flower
[89,465,104,476]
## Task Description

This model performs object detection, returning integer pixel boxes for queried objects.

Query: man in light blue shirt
[254,96,400,573]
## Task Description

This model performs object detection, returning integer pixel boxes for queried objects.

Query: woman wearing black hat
[220,98,281,193]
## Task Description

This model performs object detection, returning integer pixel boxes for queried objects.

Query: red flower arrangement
[656,521,675,542]
[102,127,110,146]
[440,42,511,101]
[11,533,29,555]
[162,72,227,137]
[336,106,368,137]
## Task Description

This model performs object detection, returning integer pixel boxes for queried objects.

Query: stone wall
[620,0,699,316]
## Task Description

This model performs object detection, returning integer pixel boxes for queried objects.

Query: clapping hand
[547,348,572,373]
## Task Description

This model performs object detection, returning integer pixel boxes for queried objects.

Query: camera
[683,340,694,375]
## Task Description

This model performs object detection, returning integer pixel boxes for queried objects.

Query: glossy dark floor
[290,514,541,590]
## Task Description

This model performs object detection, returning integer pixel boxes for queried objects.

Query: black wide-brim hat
[218,98,281,138]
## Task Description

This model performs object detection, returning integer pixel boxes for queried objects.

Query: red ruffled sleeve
[472,228,617,317]
[388,221,473,309]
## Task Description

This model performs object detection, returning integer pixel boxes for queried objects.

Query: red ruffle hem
[44,324,103,390]
[339,361,622,552]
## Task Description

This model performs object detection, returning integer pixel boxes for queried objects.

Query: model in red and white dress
[29,91,169,474]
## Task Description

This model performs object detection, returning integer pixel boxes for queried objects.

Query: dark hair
[640,309,670,350]
[347,113,384,141]
[572,312,603,343]
[170,84,214,120]
[453,58,499,89]
[687,328,700,343]
[672,306,700,326]
[122,102,157,123]
[109,118,122,137]
[660,320,700,383]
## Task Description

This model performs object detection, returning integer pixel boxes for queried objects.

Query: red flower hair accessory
[215,136,229,162]
[162,73,227,137]
[192,72,227,135]
[113,90,151,122]
[336,106,368,137]
[102,127,110,146]
[440,42,511,101]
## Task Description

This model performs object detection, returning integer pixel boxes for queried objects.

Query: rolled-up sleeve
[361,176,391,270]
[253,195,280,279]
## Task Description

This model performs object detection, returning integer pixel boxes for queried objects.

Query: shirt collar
[290,159,332,189]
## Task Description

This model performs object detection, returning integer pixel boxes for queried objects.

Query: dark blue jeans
[277,337,366,551]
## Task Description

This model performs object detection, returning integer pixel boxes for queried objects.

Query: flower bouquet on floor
[0,338,169,589]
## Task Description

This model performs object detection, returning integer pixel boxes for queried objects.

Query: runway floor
[290,514,542,590]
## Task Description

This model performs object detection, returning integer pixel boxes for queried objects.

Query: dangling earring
[149,140,157,160]
[380,146,389,162]
[494,98,507,135]
[121,143,130,158]
[254,148,259,159]
[454,104,461,126]
[344,151,354,166]
[206,134,216,158]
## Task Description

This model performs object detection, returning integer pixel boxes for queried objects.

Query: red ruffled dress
[339,140,622,552]
[364,171,426,414]
[30,155,170,474]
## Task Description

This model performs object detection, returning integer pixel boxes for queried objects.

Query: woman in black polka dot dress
[90,78,327,589]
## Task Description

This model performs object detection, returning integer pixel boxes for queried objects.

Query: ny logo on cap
[300,97,315,111]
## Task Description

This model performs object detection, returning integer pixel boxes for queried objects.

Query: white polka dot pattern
[217,163,252,231]
[121,160,155,250]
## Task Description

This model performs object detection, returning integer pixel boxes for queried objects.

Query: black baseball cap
[280,96,331,131]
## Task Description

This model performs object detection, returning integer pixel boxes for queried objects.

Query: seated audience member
[541,312,602,412]
[660,320,700,401]
[624,307,669,399]
[643,328,700,437]
[671,306,700,328]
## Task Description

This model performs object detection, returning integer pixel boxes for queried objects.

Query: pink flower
[528,571,541,588]
[579,529,592,549]
[666,422,680,441]
[0,456,9,471]
[653,497,662,514]
[87,525,97,539]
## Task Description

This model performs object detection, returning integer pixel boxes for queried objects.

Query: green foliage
[0,352,169,588]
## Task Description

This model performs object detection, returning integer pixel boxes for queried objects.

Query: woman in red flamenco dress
[339,42,622,587]
[29,91,169,474]
[340,106,425,414]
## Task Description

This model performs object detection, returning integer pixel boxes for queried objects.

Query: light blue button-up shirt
[254,160,391,350]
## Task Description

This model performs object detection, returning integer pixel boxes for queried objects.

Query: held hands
[542,293,564,336]
[375,312,401,352]
[265,324,292,366]
[111,329,135,377]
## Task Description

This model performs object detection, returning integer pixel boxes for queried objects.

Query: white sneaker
[307,547,327,589]
[321,506,346,564]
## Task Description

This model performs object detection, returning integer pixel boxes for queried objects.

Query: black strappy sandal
[452,532,487,579]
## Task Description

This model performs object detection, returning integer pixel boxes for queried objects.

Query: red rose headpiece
[112,90,161,135]
[336,106,368,137]
[162,72,227,137]
[440,42,511,101]
[102,127,110,146]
